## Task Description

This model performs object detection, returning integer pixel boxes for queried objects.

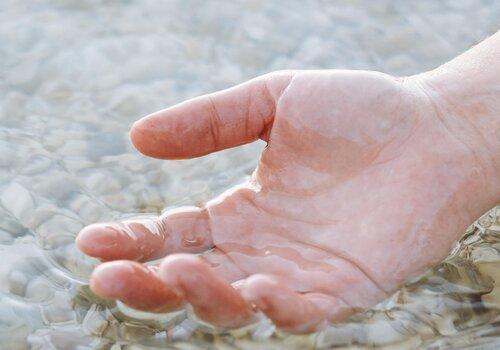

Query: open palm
[77,69,486,333]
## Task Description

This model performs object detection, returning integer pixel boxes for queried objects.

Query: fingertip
[130,111,192,160]
[76,223,121,260]
[130,115,158,158]
[90,260,184,312]
[76,220,168,262]
[89,260,130,298]
[129,119,141,151]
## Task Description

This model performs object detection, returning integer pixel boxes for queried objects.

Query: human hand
[76,36,499,333]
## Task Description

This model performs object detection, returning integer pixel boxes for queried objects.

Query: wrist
[408,67,499,205]
[417,32,500,173]
[421,67,498,159]
[401,70,498,232]
[428,67,497,178]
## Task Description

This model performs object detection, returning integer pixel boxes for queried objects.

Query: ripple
[0,0,499,348]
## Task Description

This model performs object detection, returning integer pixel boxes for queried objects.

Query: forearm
[414,31,500,206]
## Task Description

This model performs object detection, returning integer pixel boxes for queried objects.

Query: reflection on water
[2,210,499,349]
[0,0,499,348]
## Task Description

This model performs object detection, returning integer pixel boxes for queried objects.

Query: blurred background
[0,0,499,349]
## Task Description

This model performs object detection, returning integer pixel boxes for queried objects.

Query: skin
[77,32,500,333]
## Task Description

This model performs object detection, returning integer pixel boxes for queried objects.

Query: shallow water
[1,0,499,349]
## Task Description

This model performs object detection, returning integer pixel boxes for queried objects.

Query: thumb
[130,70,294,159]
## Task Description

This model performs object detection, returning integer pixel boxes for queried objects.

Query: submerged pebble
[0,0,499,348]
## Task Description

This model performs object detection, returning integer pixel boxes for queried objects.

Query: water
[1,0,499,348]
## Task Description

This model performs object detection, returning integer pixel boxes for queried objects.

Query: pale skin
[77,32,500,333]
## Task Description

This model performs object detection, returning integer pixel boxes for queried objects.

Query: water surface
[1,1,499,348]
